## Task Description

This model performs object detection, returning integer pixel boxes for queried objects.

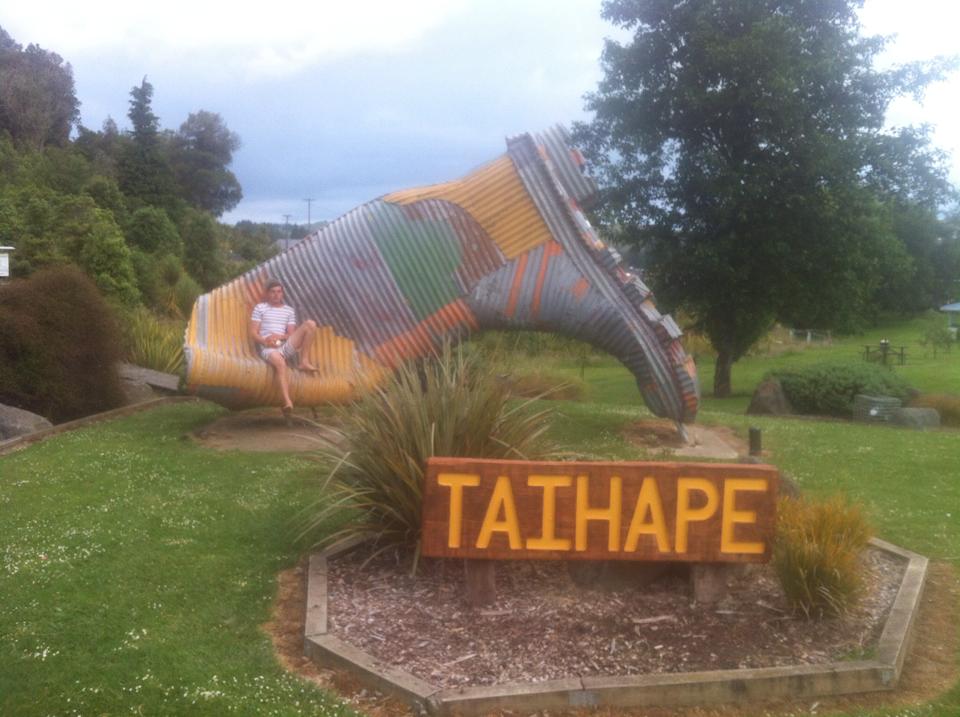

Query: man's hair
[265,279,283,291]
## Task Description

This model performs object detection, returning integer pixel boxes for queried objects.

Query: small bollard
[749,427,762,457]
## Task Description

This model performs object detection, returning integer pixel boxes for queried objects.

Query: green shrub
[769,361,912,417]
[0,266,125,422]
[302,344,553,561]
[125,206,183,256]
[773,495,872,619]
[910,393,960,427]
[119,307,185,375]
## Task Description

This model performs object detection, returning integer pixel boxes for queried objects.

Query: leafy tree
[179,207,225,289]
[125,206,183,256]
[575,0,957,396]
[53,195,140,306]
[0,26,80,148]
[225,222,279,265]
[75,117,126,178]
[170,110,243,216]
[84,175,128,224]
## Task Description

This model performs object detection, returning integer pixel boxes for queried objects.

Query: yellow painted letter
[526,474,573,551]
[437,473,480,548]
[575,474,622,552]
[675,478,719,553]
[476,475,522,549]
[624,477,671,553]
[720,478,768,554]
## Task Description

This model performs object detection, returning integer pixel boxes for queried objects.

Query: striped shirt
[251,302,296,338]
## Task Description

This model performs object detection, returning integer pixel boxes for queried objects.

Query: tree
[575,0,956,396]
[169,110,242,216]
[0,26,80,148]
[179,207,226,289]
[125,206,183,256]
[118,77,176,208]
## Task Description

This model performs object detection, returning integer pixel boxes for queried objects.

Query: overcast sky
[4,0,959,226]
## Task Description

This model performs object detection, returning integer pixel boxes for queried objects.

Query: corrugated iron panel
[385,156,553,260]
[535,125,598,208]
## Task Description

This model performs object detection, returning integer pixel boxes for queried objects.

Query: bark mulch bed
[266,555,960,717]
[325,546,902,689]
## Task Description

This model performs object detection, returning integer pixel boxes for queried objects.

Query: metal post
[749,427,762,457]
[304,198,314,231]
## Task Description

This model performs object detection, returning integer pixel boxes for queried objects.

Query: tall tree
[118,77,176,208]
[170,110,243,215]
[575,0,956,396]
[0,26,80,148]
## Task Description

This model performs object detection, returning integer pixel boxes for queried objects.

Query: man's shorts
[259,340,298,363]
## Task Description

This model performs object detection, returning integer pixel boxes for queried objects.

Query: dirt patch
[623,419,749,460]
[190,408,342,452]
[265,558,959,716]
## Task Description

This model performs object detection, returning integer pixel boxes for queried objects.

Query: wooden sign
[421,458,779,563]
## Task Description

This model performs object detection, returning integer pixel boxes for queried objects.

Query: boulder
[746,378,794,416]
[117,362,180,406]
[890,407,940,430]
[0,403,53,440]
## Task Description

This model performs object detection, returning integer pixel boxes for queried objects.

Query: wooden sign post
[421,458,779,604]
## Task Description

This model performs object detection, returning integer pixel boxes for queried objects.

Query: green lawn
[1,314,959,716]
[0,403,355,717]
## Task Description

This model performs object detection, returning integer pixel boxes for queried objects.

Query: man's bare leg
[287,320,319,371]
[267,352,293,409]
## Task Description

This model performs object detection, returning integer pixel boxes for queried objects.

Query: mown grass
[513,314,960,414]
[0,402,355,717]
[1,313,959,716]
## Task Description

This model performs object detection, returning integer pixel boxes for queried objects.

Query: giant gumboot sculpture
[183,127,700,423]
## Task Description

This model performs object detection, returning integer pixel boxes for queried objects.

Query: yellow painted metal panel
[385,156,552,260]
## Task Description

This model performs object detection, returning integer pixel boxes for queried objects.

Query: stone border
[304,537,928,715]
[0,397,199,457]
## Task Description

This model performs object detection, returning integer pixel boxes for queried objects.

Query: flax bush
[302,344,553,561]
[773,495,872,619]
[119,307,185,375]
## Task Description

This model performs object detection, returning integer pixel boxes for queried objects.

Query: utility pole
[282,214,293,239]
[303,198,314,231]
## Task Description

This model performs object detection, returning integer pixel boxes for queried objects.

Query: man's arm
[250,318,286,347]
[249,319,267,347]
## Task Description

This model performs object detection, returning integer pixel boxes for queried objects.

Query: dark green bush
[769,362,912,417]
[0,266,125,422]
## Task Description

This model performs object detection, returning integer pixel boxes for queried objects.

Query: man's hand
[263,333,287,347]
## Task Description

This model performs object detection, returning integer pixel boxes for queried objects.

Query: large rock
[891,407,940,430]
[117,362,180,406]
[0,403,53,440]
[746,378,794,416]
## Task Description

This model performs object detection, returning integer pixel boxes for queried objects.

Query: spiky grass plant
[301,343,553,565]
[120,307,186,375]
[773,495,872,619]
